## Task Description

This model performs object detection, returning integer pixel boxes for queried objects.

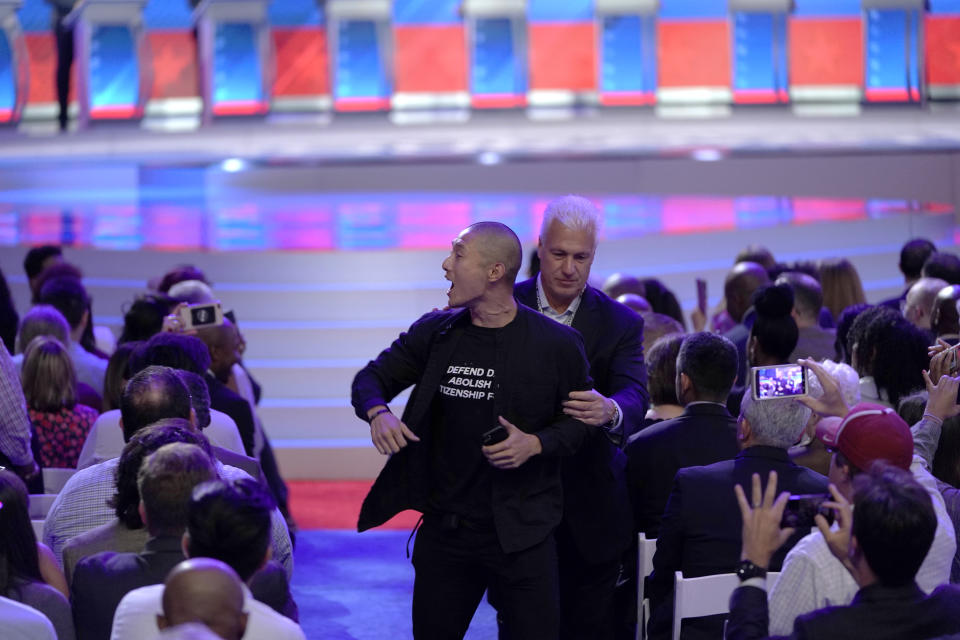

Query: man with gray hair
[513,195,648,639]
[902,276,949,334]
[645,393,828,639]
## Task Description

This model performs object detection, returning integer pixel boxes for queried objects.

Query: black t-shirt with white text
[428,323,498,524]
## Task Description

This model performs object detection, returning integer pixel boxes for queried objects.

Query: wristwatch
[736,559,767,582]
[605,402,620,429]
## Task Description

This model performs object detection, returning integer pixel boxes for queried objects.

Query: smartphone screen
[753,364,807,400]
[780,493,834,529]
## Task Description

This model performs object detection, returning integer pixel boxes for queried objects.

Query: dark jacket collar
[682,402,733,418]
[737,445,791,463]
[143,535,186,555]
[851,582,924,606]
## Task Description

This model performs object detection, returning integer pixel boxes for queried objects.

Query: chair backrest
[42,468,76,494]
[27,494,57,520]
[636,533,658,640]
[672,571,780,640]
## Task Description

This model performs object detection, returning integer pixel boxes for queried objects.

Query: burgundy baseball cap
[815,402,913,471]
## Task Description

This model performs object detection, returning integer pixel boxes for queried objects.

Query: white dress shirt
[111,583,305,640]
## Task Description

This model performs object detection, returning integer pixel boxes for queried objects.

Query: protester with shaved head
[723,261,771,387]
[158,559,246,640]
[352,220,593,638]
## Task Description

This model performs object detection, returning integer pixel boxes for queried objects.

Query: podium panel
[327,0,391,111]
[599,14,657,105]
[269,1,329,110]
[863,6,922,102]
[657,0,732,104]
[393,0,468,109]
[528,0,596,106]
[789,0,862,102]
[465,1,527,108]
[730,0,791,104]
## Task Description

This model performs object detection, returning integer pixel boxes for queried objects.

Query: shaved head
[461,221,523,285]
[159,559,247,640]
[725,261,771,323]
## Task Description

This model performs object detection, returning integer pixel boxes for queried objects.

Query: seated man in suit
[626,332,740,538]
[727,464,960,640]
[646,393,828,639]
[71,442,218,640]
[111,478,305,640]
[156,559,247,640]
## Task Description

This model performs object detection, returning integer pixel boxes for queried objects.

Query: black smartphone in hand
[482,425,508,446]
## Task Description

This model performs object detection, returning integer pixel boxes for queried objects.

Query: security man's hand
[562,389,616,426]
[482,416,542,469]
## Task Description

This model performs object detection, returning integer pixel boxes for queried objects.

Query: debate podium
[728,0,794,103]
[0,0,25,124]
[326,0,393,111]
[595,0,659,106]
[462,0,527,108]
[194,0,271,123]
[861,0,927,102]
[65,0,148,128]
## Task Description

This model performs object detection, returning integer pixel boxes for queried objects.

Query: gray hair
[16,304,70,354]
[168,280,216,304]
[740,393,811,449]
[806,359,861,408]
[540,195,601,240]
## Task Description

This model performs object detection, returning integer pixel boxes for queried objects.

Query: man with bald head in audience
[723,262,770,387]
[932,284,960,345]
[158,559,247,640]
[776,272,836,362]
[902,277,948,336]
[352,221,593,639]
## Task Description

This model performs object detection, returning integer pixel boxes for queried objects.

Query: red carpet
[287,480,422,530]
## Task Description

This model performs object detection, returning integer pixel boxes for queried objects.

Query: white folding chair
[28,494,57,520]
[31,520,44,540]
[636,533,657,640]
[42,468,76,494]
[672,571,780,640]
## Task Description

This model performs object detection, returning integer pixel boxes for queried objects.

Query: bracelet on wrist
[368,407,391,423]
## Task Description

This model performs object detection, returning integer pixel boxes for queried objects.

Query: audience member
[175,369,247,459]
[641,278,686,330]
[852,309,927,408]
[747,284,798,367]
[0,340,41,491]
[37,276,107,394]
[903,277,949,334]
[0,265,18,354]
[118,295,176,345]
[735,245,776,271]
[833,303,870,365]
[626,332,739,537]
[13,304,70,366]
[616,293,652,314]
[643,334,685,427]
[0,594,58,639]
[722,262,770,388]
[21,336,98,468]
[766,397,956,635]
[102,342,139,412]
[34,263,112,356]
[62,420,213,584]
[111,478,305,640]
[776,272,836,362]
[603,273,645,300]
[879,238,937,310]
[924,252,960,285]
[638,311,684,356]
[728,465,960,640]
[512,195,648,639]
[167,279,216,304]
[819,258,866,324]
[156,265,210,295]
[71,442,218,640]
[0,471,74,640]
[43,366,293,575]
[932,284,960,345]
[156,559,247,640]
[789,360,861,477]
[23,246,64,297]
[646,393,827,639]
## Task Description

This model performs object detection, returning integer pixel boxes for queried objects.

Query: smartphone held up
[751,364,808,401]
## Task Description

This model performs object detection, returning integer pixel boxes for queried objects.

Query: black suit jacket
[352,305,592,553]
[71,535,184,640]
[206,372,256,457]
[728,582,960,640]
[625,402,739,538]
[515,279,649,562]
[647,446,829,640]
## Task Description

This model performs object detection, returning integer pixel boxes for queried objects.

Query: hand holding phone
[780,493,835,529]
[696,278,708,315]
[482,425,508,446]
